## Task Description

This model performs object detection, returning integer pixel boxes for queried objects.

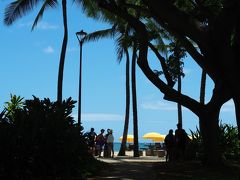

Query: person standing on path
[85,128,97,154]
[164,129,175,162]
[95,129,105,157]
[175,123,188,160]
[107,129,114,158]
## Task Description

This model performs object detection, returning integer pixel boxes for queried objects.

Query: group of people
[164,123,190,162]
[84,128,114,158]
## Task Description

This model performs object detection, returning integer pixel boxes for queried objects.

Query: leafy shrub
[0,96,98,179]
[219,123,240,160]
[187,123,240,161]
[185,128,204,160]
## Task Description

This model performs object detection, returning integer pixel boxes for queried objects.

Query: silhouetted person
[95,129,105,157]
[104,129,110,157]
[107,129,114,158]
[175,123,188,160]
[85,128,97,154]
[164,129,175,162]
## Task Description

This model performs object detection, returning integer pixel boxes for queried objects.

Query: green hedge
[187,123,240,161]
[0,96,98,179]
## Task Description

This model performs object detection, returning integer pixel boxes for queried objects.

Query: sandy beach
[97,150,166,163]
[89,150,165,179]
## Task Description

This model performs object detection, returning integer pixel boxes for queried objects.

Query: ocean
[113,142,152,151]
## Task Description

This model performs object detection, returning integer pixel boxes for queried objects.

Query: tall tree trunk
[177,75,182,125]
[118,50,130,156]
[132,43,139,157]
[57,0,68,102]
[199,70,207,132]
[199,103,222,165]
[233,97,240,140]
[200,70,207,105]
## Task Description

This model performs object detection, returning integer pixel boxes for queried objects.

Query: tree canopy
[90,0,240,165]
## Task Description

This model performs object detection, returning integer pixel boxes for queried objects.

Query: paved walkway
[88,156,165,180]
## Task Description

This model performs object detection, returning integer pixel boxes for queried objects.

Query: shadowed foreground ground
[154,161,240,180]
[87,156,240,180]
[87,156,163,180]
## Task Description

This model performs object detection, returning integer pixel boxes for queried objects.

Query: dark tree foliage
[0,97,94,179]
[167,41,186,82]
[92,0,240,165]
[188,124,240,161]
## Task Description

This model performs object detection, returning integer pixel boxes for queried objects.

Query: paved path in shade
[88,156,165,180]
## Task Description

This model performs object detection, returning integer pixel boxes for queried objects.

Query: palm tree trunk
[132,43,139,157]
[57,0,68,102]
[199,70,206,132]
[200,70,206,105]
[177,75,182,125]
[118,50,130,156]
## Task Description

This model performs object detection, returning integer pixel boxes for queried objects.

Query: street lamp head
[76,30,87,43]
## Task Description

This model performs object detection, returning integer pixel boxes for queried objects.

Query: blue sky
[0,2,237,142]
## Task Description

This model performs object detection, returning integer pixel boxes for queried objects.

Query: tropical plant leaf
[4,0,40,25]
[31,0,58,30]
[84,26,116,42]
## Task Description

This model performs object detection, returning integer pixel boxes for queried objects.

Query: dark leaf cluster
[166,41,186,81]
[0,96,96,179]
[186,123,240,161]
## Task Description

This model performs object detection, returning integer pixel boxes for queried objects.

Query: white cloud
[141,94,158,101]
[18,21,58,30]
[43,46,54,54]
[141,101,177,111]
[80,113,123,122]
[36,22,58,30]
[141,99,235,113]
[221,100,235,112]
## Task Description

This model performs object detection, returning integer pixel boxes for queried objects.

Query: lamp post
[76,30,87,127]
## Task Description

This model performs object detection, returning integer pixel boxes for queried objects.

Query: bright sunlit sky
[0,2,236,142]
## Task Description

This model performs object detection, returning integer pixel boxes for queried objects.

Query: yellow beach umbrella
[119,134,134,143]
[142,132,165,142]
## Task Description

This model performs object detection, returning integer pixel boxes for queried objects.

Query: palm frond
[115,33,130,62]
[31,0,58,31]
[116,43,125,63]
[4,0,40,25]
[84,27,117,43]
[74,0,101,19]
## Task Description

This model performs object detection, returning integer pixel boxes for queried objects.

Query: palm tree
[167,41,185,125]
[57,0,68,102]
[131,40,139,157]
[177,75,183,125]
[83,24,132,156]
[199,70,206,132]
[4,94,24,119]
[118,48,130,156]
[200,70,207,105]
[4,0,68,102]
[80,1,141,156]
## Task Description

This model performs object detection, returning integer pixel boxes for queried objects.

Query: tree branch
[148,42,175,87]
[142,0,209,51]
[138,56,203,117]
[97,0,203,116]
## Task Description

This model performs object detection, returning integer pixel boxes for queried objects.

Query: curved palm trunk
[132,43,139,157]
[118,50,130,156]
[177,75,182,125]
[57,0,68,102]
